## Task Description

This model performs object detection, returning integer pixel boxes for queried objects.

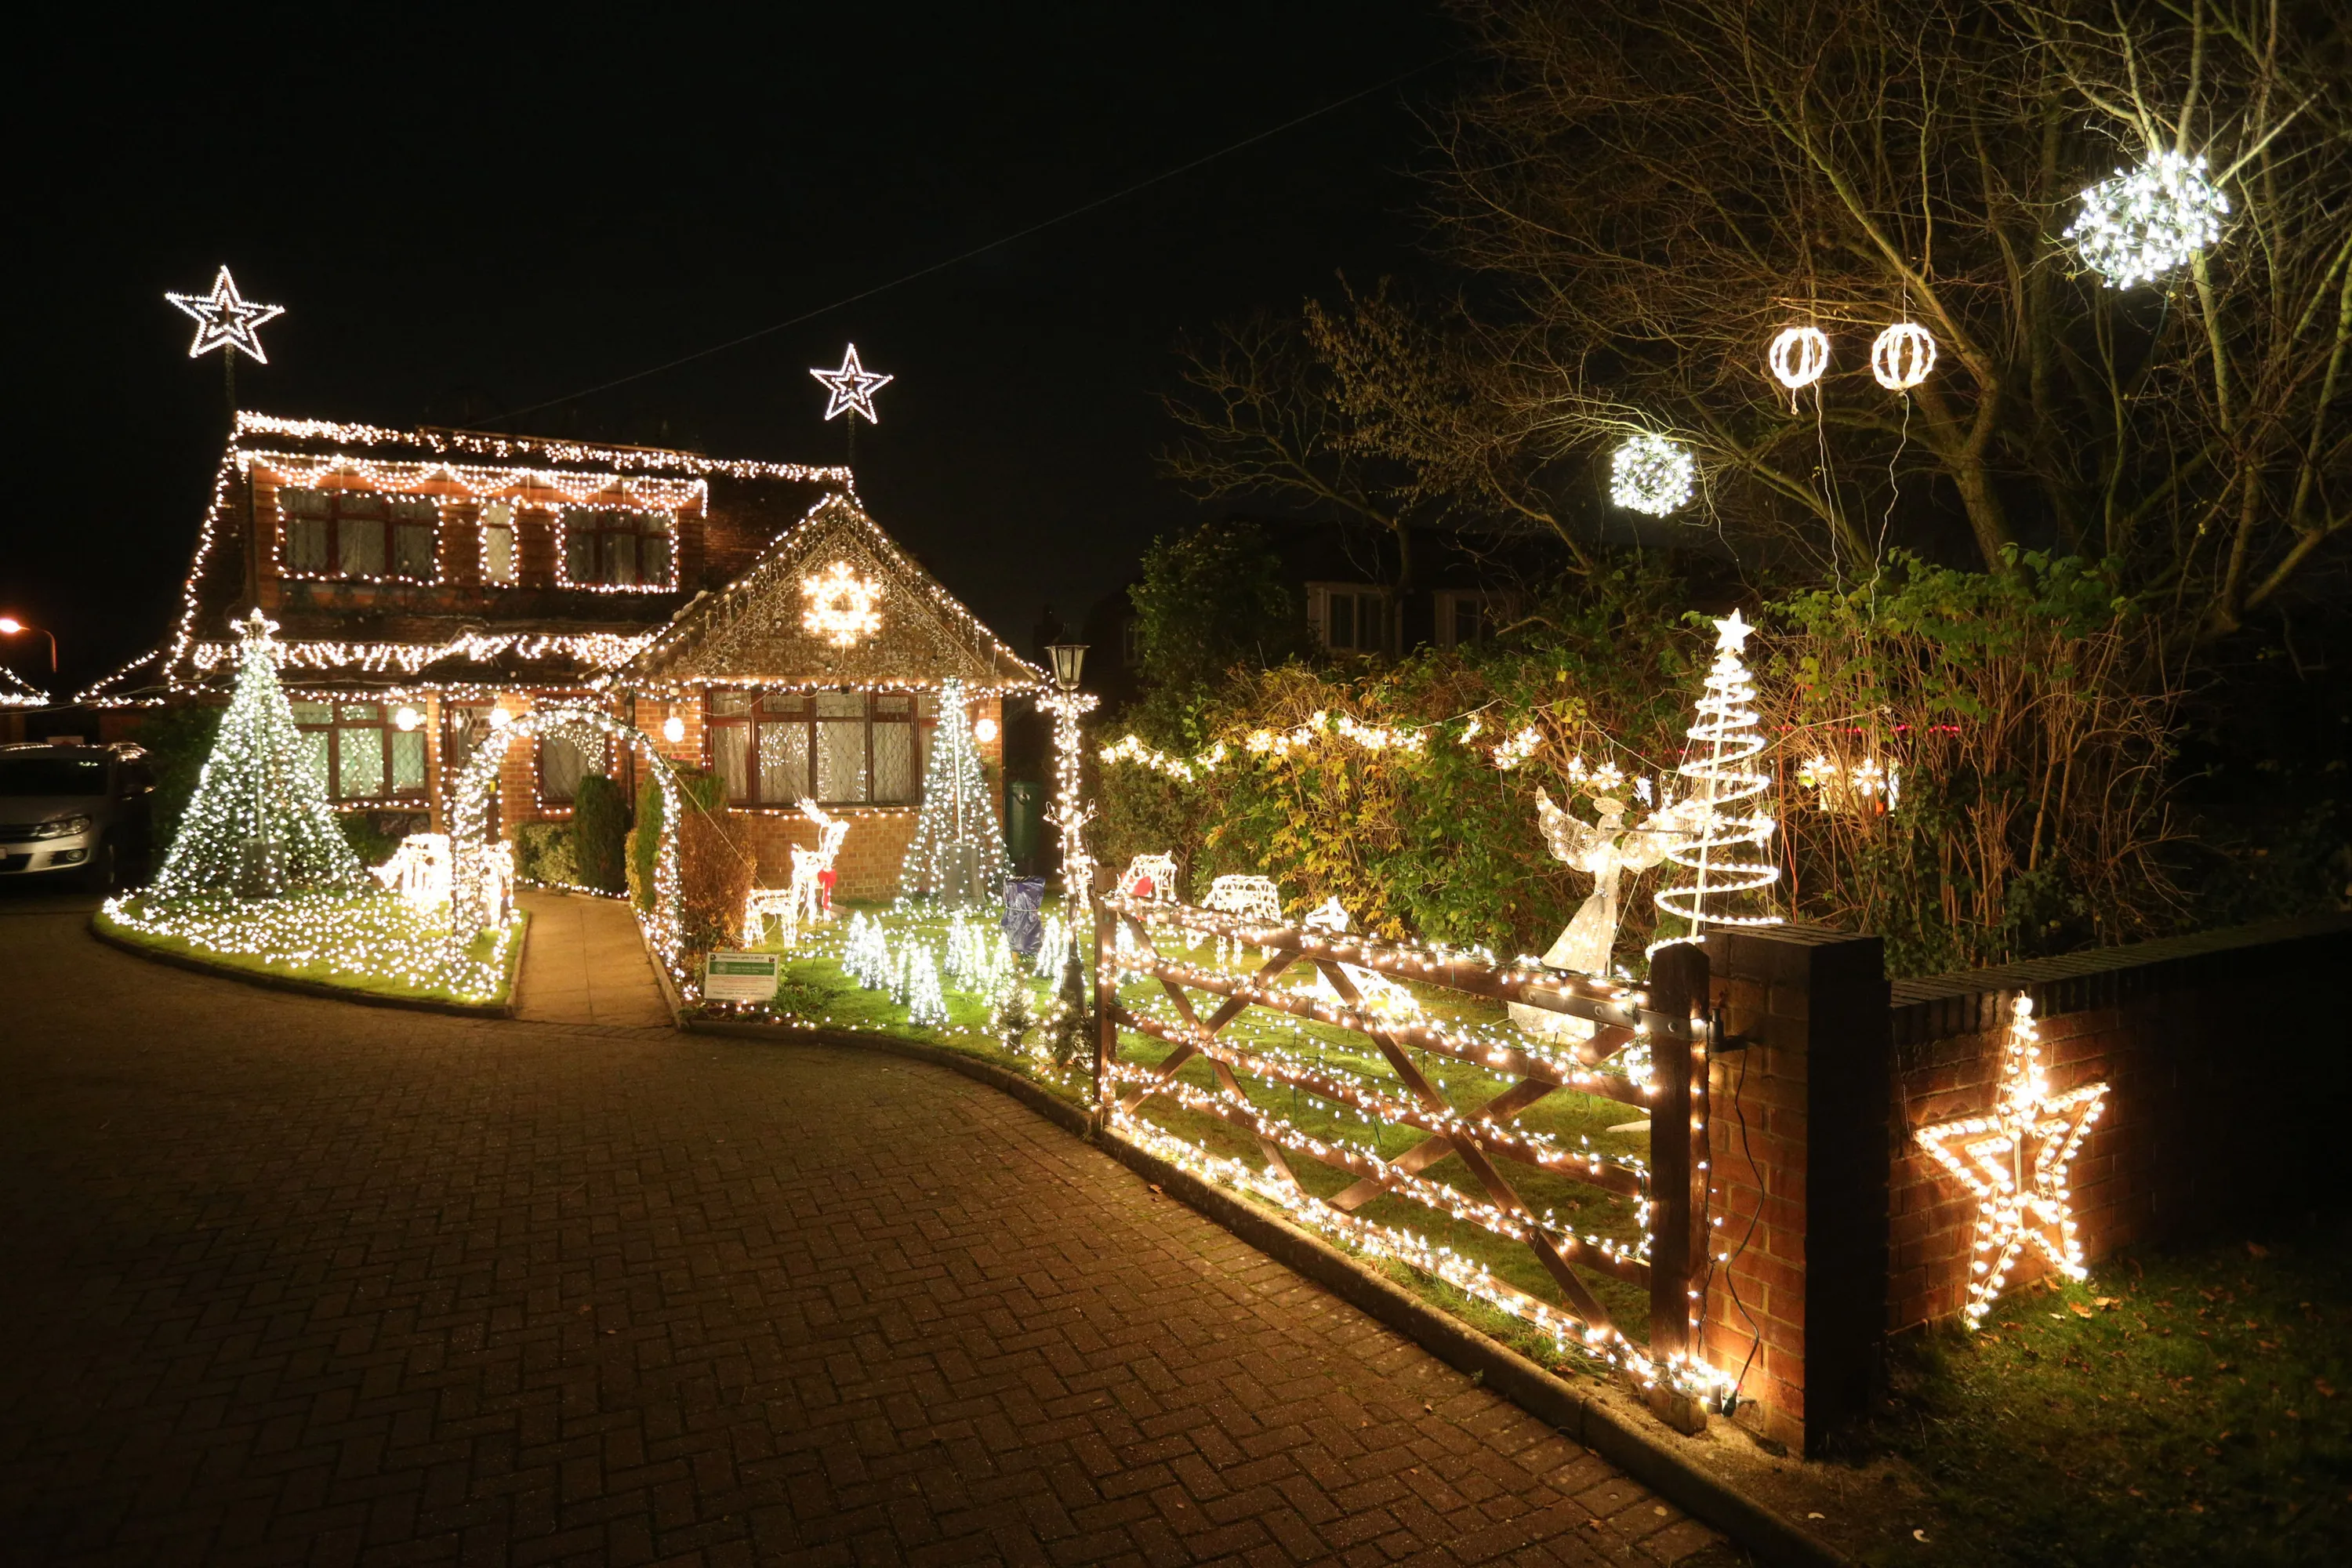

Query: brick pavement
[0,904,1734,1566]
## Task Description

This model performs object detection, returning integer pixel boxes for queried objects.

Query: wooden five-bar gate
[1091,889,1720,1419]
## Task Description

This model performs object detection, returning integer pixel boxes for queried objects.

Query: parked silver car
[0,742,154,892]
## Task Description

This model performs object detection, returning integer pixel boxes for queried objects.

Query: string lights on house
[1915,996,2109,1329]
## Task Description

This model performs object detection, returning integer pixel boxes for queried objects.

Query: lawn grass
[97,895,527,1009]
[1867,1220,2352,1567]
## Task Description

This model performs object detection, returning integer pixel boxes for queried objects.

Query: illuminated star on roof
[165,267,285,362]
[809,343,894,423]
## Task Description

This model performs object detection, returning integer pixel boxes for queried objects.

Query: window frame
[535,729,607,810]
[277,486,441,584]
[557,506,677,591]
[702,688,931,808]
[290,698,430,803]
[1308,583,1397,657]
[476,500,521,586]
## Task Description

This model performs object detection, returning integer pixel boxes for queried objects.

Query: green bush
[337,811,406,869]
[136,704,223,856]
[512,821,576,886]
[571,774,630,894]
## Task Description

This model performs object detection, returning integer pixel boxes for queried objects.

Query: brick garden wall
[1704,913,2352,1457]
[1885,916,2352,1333]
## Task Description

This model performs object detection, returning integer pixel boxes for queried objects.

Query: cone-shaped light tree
[1651,611,1782,947]
[898,677,1009,907]
[151,610,366,899]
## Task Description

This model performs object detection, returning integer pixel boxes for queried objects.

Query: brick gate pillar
[1698,925,1890,1457]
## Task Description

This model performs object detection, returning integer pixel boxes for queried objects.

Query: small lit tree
[898,677,1009,907]
[1652,611,1780,946]
[151,610,365,900]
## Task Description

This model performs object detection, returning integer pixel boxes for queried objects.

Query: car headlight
[31,815,93,840]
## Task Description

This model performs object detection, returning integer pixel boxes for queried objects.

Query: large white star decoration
[1915,996,2108,1329]
[809,343,893,423]
[1713,609,1755,654]
[234,606,281,641]
[800,561,883,647]
[166,267,285,362]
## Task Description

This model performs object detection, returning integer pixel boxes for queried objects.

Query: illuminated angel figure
[1509,789,1682,1040]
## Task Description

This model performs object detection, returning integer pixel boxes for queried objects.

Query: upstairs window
[280,488,438,582]
[561,508,673,589]
[477,501,518,585]
[705,690,930,808]
[291,700,427,800]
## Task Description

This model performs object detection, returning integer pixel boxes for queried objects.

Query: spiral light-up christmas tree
[151,609,365,900]
[1651,610,1782,948]
[898,676,1010,908]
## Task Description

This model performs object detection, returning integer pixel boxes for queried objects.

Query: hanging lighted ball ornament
[2066,150,2230,290]
[1608,433,1697,517]
[1767,326,1831,391]
[486,707,511,730]
[394,706,422,732]
[662,715,686,744]
[1871,322,1938,391]
[973,717,999,744]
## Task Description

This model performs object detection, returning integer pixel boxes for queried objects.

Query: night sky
[9,3,1461,698]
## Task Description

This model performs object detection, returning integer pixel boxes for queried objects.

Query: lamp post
[1039,643,1098,908]
[0,616,57,674]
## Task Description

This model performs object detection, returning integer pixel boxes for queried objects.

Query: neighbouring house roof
[0,663,46,709]
[84,412,858,704]
[622,493,1046,695]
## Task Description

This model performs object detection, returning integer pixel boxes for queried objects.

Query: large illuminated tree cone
[1651,611,1782,947]
[898,676,1010,908]
[151,610,365,900]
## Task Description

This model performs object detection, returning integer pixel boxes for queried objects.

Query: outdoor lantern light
[394,706,421,732]
[487,707,511,731]
[1047,641,1087,691]
[973,716,999,743]
[662,714,686,744]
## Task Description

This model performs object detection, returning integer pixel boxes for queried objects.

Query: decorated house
[90,412,1045,899]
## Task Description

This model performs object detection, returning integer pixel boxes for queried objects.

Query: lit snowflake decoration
[1609,433,1696,517]
[800,560,883,647]
[2065,150,2230,289]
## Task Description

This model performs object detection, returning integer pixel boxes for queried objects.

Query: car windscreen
[0,757,110,797]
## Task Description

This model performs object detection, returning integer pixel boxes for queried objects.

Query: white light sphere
[394,706,421,732]
[487,706,512,731]
[662,715,686,744]
[1609,433,1697,517]
[1767,326,1831,390]
[973,717,999,744]
[1870,323,1937,391]
[2065,150,2229,289]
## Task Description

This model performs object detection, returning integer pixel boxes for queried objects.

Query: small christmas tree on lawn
[898,677,1009,908]
[152,610,365,900]
[1651,610,1782,947]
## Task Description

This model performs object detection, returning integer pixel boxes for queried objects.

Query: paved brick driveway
[0,904,1731,1566]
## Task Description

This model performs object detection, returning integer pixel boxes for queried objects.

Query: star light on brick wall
[1915,996,2109,1329]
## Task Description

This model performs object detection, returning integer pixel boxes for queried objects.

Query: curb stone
[686,1016,1850,1568]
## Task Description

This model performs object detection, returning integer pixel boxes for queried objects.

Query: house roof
[0,662,46,709]
[623,493,1046,694]
[84,412,858,704]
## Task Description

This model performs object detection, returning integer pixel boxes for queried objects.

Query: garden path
[0,901,1731,1566]
[514,887,672,1026]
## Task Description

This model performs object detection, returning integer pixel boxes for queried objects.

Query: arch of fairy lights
[447,705,693,997]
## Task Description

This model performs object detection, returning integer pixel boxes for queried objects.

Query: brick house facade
[89,413,1042,898]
